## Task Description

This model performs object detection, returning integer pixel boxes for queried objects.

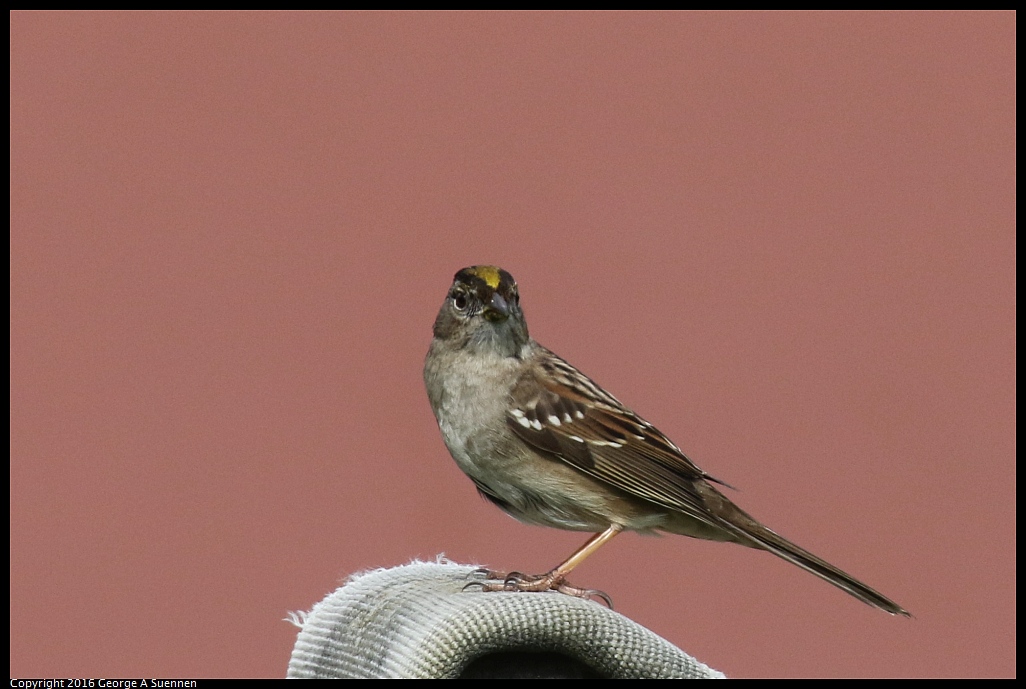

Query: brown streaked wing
[506,361,722,529]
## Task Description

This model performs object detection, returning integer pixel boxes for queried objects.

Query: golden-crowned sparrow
[424,265,909,615]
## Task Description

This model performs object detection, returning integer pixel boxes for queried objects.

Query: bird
[423,265,909,616]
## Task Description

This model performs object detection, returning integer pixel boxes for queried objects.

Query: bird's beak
[483,292,510,322]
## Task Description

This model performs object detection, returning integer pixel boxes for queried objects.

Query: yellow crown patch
[468,265,502,289]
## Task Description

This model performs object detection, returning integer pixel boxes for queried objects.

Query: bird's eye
[452,293,468,311]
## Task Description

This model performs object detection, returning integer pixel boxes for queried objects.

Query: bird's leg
[468,525,624,606]
[550,524,625,580]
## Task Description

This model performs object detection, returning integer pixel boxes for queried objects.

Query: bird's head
[432,265,529,356]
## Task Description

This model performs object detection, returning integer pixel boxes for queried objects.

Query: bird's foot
[464,567,613,608]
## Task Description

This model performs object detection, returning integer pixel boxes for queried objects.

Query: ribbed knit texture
[287,560,724,679]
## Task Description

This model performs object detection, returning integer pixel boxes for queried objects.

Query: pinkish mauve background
[10,12,1015,678]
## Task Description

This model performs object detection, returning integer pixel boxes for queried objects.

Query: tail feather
[703,487,910,616]
[737,520,909,616]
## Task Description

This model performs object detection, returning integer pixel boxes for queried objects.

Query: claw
[461,566,613,607]
[468,567,510,581]
[582,588,614,609]
[547,579,615,608]
[503,571,527,586]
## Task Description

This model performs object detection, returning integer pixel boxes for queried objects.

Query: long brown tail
[707,488,910,616]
